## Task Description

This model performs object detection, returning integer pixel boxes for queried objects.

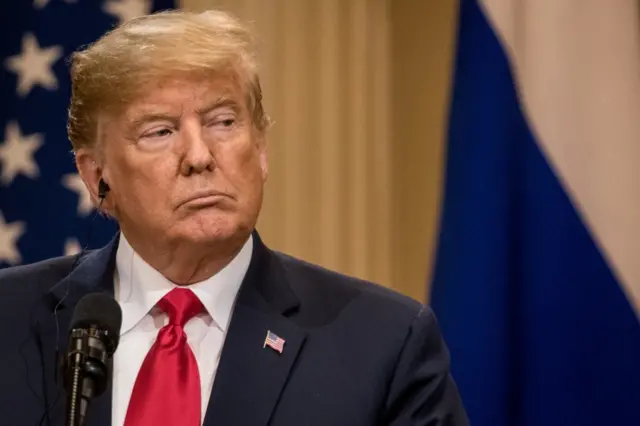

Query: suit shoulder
[274,251,423,324]
[0,255,79,296]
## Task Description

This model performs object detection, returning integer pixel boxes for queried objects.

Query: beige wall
[391,1,457,301]
[180,0,457,303]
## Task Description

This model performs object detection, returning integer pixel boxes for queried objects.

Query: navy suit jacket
[0,232,468,425]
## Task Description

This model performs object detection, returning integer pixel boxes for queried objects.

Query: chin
[174,213,252,246]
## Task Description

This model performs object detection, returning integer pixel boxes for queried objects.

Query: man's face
[94,75,267,247]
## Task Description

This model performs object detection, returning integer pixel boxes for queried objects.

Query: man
[0,9,468,426]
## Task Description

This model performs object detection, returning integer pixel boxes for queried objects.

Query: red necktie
[124,288,204,426]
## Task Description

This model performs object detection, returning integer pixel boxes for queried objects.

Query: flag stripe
[481,0,640,313]
[431,0,640,425]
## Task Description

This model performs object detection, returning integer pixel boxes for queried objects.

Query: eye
[142,127,173,139]
[207,114,237,129]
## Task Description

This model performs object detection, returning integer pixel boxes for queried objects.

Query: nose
[180,123,215,176]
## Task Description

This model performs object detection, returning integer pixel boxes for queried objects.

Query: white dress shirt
[111,233,253,426]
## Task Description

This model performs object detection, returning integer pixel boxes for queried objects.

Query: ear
[75,148,109,208]
[257,134,268,182]
[249,122,268,182]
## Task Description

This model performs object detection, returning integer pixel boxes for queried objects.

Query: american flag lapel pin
[264,330,285,354]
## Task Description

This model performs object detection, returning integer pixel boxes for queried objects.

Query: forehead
[124,75,246,118]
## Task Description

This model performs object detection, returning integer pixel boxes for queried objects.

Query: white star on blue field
[0,0,175,266]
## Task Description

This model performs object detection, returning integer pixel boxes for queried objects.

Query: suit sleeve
[382,306,469,426]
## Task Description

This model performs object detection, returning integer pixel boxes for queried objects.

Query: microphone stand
[66,352,84,426]
[64,328,110,426]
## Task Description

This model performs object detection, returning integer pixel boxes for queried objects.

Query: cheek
[125,149,174,185]
[112,157,175,209]
[218,142,264,185]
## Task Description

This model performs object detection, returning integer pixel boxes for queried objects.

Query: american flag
[264,330,285,354]
[0,0,175,268]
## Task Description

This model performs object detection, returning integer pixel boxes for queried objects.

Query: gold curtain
[180,0,456,302]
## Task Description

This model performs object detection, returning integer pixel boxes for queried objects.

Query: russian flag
[430,1,640,425]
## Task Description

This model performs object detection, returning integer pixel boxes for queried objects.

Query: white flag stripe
[481,0,640,315]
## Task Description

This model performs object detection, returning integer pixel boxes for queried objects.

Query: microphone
[62,293,122,426]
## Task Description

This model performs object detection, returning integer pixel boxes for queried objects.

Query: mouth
[179,190,230,209]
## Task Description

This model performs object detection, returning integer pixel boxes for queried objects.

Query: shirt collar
[115,233,253,335]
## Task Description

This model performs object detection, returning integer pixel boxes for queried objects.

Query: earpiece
[98,179,110,199]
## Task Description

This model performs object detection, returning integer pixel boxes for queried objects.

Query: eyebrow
[127,112,177,130]
[195,97,241,116]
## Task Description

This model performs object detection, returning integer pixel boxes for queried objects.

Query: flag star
[33,0,78,9]
[0,121,43,185]
[64,237,82,256]
[0,212,25,265]
[62,173,94,216]
[5,33,62,97]
[103,0,152,24]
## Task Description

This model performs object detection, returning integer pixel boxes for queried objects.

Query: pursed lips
[178,190,231,208]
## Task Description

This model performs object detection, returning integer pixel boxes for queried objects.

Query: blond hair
[67,10,269,151]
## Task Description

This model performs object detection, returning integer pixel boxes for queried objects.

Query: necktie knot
[157,288,203,327]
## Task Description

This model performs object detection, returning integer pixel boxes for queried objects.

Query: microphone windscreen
[70,293,122,353]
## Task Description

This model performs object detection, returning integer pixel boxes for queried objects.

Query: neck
[122,232,250,285]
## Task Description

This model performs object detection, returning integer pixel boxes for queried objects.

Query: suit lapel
[35,235,119,426]
[204,234,307,426]
[204,305,306,426]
